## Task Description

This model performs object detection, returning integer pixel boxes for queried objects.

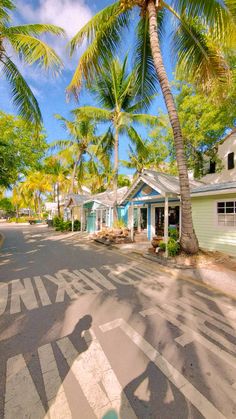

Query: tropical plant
[19,171,52,216]
[0,112,47,187]
[121,126,168,174]
[72,57,158,218]
[52,116,100,193]
[67,0,235,253]
[0,0,64,126]
[44,156,70,217]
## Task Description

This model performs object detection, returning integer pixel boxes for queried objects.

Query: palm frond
[172,14,232,89]
[127,126,149,156]
[133,13,163,105]
[8,34,63,73]
[3,23,65,37]
[73,106,112,123]
[1,55,42,126]
[0,0,15,22]
[123,112,159,127]
[67,2,131,96]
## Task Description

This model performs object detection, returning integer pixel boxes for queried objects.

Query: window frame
[215,199,236,229]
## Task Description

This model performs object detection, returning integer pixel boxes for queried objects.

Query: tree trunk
[57,182,61,218]
[113,125,119,223]
[147,0,199,254]
[71,151,82,193]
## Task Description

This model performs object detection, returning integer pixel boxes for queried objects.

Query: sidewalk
[111,242,236,300]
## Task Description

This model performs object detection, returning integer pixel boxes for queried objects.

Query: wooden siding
[192,194,236,256]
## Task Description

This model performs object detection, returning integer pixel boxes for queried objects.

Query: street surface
[0,224,236,419]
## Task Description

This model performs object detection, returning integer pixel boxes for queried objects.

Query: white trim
[131,195,164,202]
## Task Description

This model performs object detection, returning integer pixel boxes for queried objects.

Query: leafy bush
[113,218,126,229]
[158,238,180,256]
[53,216,62,228]
[159,241,166,251]
[169,227,178,240]
[8,217,29,223]
[167,238,180,257]
[73,219,81,231]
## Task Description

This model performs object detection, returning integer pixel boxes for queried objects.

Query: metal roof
[191,181,236,194]
[84,187,128,207]
[121,170,203,203]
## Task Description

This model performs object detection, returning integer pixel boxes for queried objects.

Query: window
[217,201,236,226]
[227,152,234,170]
[209,160,216,174]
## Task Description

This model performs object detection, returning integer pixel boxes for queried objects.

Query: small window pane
[226,202,234,207]
[226,207,234,213]
[218,215,225,225]
[228,152,234,170]
[218,208,225,213]
[225,215,235,226]
[218,202,225,208]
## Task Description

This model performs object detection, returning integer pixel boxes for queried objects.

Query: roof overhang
[191,188,236,197]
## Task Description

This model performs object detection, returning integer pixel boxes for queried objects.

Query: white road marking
[10,278,38,314]
[44,271,78,302]
[0,283,8,315]
[57,330,137,419]
[38,343,71,418]
[34,276,52,306]
[195,291,236,312]
[80,268,116,290]
[100,319,226,419]
[140,306,236,369]
[4,354,46,418]
[162,301,236,353]
[179,296,236,334]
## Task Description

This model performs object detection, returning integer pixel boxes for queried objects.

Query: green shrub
[169,227,179,241]
[167,238,180,257]
[159,241,166,251]
[73,219,81,231]
[158,238,180,256]
[53,216,62,228]
[113,218,126,229]
[8,217,29,223]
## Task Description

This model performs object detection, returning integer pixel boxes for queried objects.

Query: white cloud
[18,0,93,38]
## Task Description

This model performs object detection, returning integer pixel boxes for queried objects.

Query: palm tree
[72,57,158,216]
[67,0,235,253]
[0,0,64,126]
[52,116,101,194]
[21,171,52,216]
[121,127,168,174]
[44,157,70,217]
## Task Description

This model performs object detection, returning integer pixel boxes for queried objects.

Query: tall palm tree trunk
[113,125,119,222]
[70,151,82,193]
[147,0,199,254]
[57,182,61,218]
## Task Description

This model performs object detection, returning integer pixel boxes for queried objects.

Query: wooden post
[81,205,83,232]
[137,207,141,232]
[71,207,74,232]
[164,195,169,258]
[179,202,182,239]
[131,204,134,242]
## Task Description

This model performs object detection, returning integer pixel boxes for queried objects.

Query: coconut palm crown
[67,0,235,254]
[0,0,64,126]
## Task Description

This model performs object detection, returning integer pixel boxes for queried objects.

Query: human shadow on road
[119,361,192,419]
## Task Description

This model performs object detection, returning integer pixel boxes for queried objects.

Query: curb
[0,232,5,250]
[143,253,236,302]
[93,240,236,301]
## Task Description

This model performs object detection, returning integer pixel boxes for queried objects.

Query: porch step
[134,232,148,243]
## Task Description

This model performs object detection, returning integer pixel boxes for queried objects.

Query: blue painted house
[120,170,202,242]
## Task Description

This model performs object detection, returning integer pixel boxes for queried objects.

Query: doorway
[155,205,179,236]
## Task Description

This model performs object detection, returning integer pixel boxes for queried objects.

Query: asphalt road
[0,224,236,419]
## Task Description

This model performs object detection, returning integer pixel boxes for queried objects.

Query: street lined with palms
[0,225,236,418]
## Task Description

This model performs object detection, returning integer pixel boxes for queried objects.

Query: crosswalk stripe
[100,319,226,419]
[57,330,137,419]
[4,354,46,418]
[10,278,39,314]
[0,284,8,315]
[34,276,51,306]
[38,343,71,418]
[162,302,236,353]
[140,305,236,369]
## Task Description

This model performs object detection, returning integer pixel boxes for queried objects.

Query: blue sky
[1,0,174,174]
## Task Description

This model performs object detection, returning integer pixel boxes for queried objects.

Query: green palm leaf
[67,2,130,95]
[8,34,63,73]
[1,55,42,126]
